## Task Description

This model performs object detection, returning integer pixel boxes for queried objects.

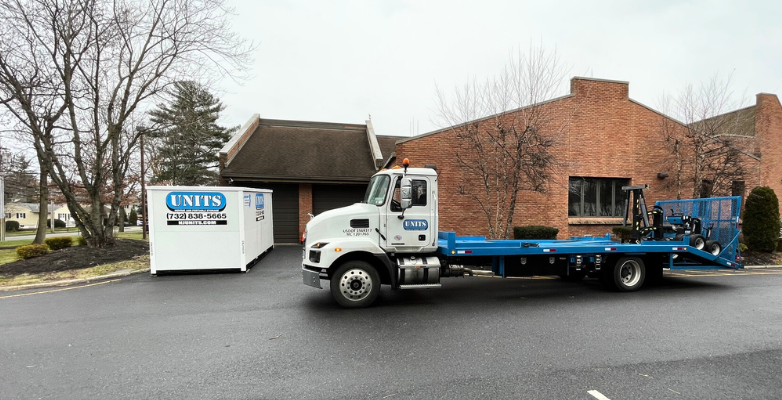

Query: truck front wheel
[612,257,645,292]
[330,261,381,308]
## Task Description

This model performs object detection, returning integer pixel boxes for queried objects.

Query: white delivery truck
[147,186,274,274]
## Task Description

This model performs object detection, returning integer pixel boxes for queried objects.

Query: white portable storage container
[147,186,274,274]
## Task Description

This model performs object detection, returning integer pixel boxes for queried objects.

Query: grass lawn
[0,249,19,264]
[0,239,33,248]
[0,255,149,287]
[116,231,147,241]
[0,231,149,281]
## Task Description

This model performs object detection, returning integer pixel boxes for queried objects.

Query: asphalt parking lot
[2,245,782,399]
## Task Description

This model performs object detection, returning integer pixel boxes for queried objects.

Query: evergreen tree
[744,186,781,252]
[148,81,231,186]
[128,208,138,226]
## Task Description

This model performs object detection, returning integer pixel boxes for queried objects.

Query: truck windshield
[363,175,390,205]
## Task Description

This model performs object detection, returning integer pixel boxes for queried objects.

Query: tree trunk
[33,169,48,244]
[118,207,126,233]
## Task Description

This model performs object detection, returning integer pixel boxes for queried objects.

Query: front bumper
[302,267,322,289]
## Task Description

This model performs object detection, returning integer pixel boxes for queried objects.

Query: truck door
[384,176,433,252]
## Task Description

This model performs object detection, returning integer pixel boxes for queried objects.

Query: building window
[16,213,26,219]
[4,213,10,218]
[699,180,714,198]
[731,181,745,197]
[568,177,630,217]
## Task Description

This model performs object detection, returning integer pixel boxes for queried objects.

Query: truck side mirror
[400,177,413,209]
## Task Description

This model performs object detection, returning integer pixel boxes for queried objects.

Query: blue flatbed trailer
[436,196,743,284]
[437,231,741,277]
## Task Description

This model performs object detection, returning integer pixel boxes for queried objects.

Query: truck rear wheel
[330,261,381,308]
[612,257,645,292]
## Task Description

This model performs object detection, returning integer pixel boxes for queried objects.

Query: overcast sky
[217,0,781,138]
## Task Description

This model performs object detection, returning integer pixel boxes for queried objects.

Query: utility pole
[140,128,147,240]
[0,176,5,242]
[50,197,54,233]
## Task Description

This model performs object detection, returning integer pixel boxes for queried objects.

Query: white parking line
[588,390,611,400]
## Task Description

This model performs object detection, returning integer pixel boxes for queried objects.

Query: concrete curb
[0,268,149,292]
[743,265,782,269]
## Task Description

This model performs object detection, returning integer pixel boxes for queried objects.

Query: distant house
[4,203,61,229]
[53,204,74,226]
[5,202,136,229]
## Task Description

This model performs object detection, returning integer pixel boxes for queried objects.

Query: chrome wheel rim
[619,260,642,287]
[338,268,373,302]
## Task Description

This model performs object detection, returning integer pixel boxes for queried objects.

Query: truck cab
[302,163,440,307]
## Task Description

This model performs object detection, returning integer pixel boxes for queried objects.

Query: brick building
[395,77,782,239]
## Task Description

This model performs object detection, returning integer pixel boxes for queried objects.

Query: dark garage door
[313,184,367,215]
[238,182,299,243]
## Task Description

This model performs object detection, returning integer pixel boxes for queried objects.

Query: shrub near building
[45,237,73,251]
[16,244,49,260]
[513,226,559,240]
[743,186,781,252]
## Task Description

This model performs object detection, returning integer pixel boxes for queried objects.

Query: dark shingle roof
[692,106,756,137]
[376,135,401,166]
[221,119,402,182]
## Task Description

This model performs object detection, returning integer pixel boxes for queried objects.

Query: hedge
[46,219,67,228]
[612,226,633,242]
[16,244,50,259]
[45,236,73,251]
[513,225,559,240]
[5,220,20,232]
[744,186,781,252]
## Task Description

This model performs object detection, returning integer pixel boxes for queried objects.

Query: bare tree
[658,75,753,199]
[435,45,572,239]
[0,0,252,247]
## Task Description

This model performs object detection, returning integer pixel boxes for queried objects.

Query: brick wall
[298,183,312,235]
[397,77,775,239]
[756,93,782,215]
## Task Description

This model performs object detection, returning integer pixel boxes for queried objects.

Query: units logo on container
[255,193,265,221]
[165,191,228,226]
[402,219,428,230]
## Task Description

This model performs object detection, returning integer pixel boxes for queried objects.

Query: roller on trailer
[302,159,742,308]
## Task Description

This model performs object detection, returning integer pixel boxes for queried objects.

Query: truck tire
[612,257,645,292]
[705,240,722,256]
[689,234,706,251]
[330,260,381,308]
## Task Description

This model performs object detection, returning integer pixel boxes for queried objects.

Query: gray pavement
[1,246,782,399]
